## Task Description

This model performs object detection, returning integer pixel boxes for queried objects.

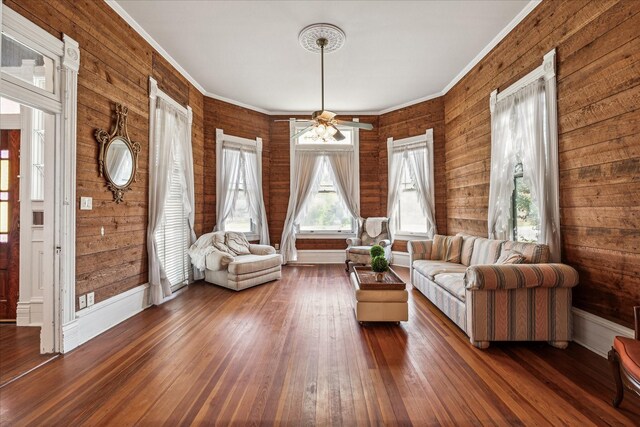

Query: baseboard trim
[392,251,410,268]
[291,250,345,264]
[63,283,151,353]
[572,307,634,358]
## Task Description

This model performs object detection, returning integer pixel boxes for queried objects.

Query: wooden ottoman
[350,267,408,323]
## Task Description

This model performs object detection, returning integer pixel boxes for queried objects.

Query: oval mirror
[95,103,140,203]
[105,137,134,187]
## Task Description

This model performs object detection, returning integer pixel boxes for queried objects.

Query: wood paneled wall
[379,97,447,252]
[3,0,206,306]
[443,0,640,327]
[202,98,271,234]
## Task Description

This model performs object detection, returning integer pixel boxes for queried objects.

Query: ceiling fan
[277,24,374,142]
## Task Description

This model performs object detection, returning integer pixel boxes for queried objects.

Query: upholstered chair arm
[346,237,362,247]
[464,264,579,291]
[205,249,235,271]
[377,239,392,248]
[408,240,432,263]
[249,244,276,256]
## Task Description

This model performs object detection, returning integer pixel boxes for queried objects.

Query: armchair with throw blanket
[189,231,282,291]
[345,217,393,271]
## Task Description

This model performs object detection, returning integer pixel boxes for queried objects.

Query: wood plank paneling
[379,97,447,252]
[3,0,206,306]
[443,0,640,327]
[1,267,639,425]
[202,98,271,233]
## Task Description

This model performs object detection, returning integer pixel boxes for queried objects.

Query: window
[298,157,353,232]
[512,162,540,243]
[387,130,436,238]
[292,124,359,236]
[155,147,191,289]
[395,157,429,234]
[215,129,269,243]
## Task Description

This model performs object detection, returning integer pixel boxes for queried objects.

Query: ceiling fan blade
[332,127,346,141]
[291,125,313,140]
[274,119,313,123]
[313,110,336,122]
[335,120,374,130]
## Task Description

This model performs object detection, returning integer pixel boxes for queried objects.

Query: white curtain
[148,98,193,304]
[407,147,437,237]
[215,147,242,232]
[280,151,322,263]
[244,149,270,244]
[326,151,360,226]
[488,77,561,261]
[387,143,436,238]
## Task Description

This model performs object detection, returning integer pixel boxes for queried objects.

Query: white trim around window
[215,128,264,242]
[387,129,435,241]
[289,119,360,239]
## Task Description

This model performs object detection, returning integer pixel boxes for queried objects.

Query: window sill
[394,233,430,241]
[296,232,356,240]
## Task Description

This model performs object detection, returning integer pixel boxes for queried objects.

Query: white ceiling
[113,0,534,114]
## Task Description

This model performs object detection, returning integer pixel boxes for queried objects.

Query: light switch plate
[79,294,87,310]
[80,197,92,210]
[87,292,95,307]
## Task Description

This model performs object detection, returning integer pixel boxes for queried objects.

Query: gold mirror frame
[94,103,140,203]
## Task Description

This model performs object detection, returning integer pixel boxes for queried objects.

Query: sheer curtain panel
[280,151,322,263]
[488,50,561,261]
[148,79,195,305]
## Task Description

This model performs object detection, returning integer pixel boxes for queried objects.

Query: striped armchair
[345,217,393,271]
[409,234,579,349]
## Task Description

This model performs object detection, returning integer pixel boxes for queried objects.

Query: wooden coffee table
[349,266,408,323]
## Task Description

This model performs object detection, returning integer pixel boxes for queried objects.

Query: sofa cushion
[347,246,374,255]
[413,260,467,280]
[495,250,526,265]
[225,232,251,255]
[456,233,479,266]
[433,273,466,301]
[502,241,550,264]
[469,237,505,265]
[432,235,463,263]
[614,336,640,382]
[228,253,282,275]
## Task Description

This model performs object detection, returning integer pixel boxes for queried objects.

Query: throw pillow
[431,235,463,263]
[225,231,251,255]
[212,231,235,256]
[495,250,526,265]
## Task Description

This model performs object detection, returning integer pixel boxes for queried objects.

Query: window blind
[155,151,191,288]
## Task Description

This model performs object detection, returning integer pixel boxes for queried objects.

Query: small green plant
[369,245,384,258]
[371,256,389,273]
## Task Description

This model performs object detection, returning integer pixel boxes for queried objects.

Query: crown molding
[105,0,206,95]
[440,0,541,95]
[106,0,541,116]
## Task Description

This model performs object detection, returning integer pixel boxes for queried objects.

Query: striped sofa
[408,234,579,349]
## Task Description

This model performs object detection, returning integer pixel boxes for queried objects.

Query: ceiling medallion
[298,23,346,54]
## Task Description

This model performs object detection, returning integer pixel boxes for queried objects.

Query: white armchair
[345,217,393,271]
[190,232,282,291]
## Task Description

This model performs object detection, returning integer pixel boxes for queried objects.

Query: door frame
[0,5,79,353]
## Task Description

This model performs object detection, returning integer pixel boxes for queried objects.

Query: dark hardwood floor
[0,324,58,387]
[0,265,638,425]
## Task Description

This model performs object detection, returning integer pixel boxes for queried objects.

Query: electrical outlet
[87,292,95,307]
[79,294,87,310]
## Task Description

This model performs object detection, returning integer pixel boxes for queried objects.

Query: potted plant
[371,256,389,282]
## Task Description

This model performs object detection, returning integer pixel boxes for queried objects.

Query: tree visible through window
[512,162,540,243]
[224,162,253,234]
[299,158,352,232]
